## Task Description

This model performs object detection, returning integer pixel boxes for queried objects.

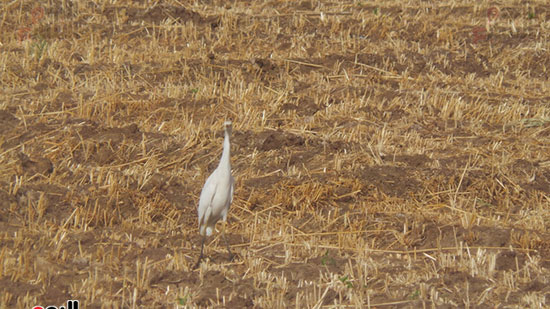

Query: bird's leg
[193,235,206,270]
[222,221,234,261]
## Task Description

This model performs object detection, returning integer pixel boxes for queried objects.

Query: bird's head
[224,121,232,135]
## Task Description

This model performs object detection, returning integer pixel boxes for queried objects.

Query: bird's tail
[199,225,214,236]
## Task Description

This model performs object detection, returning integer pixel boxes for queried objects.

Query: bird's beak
[224,121,232,134]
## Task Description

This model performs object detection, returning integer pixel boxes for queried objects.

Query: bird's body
[197,171,233,236]
[197,135,234,236]
[194,121,234,268]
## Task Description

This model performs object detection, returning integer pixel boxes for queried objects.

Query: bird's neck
[219,131,231,169]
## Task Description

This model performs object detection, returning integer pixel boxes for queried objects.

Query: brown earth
[1,0,550,307]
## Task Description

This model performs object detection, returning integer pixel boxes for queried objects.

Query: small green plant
[30,34,48,61]
[521,118,550,128]
[190,88,199,94]
[177,295,188,305]
[528,11,535,19]
[339,275,353,288]
[475,198,493,208]
[320,250,335,266]
[373,7,379,15]
[409,290,420,299]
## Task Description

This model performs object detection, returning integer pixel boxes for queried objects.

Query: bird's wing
[230,175,235,204]
[197,173,218,226]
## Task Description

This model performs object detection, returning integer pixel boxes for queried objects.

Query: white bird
[194,121,234,268]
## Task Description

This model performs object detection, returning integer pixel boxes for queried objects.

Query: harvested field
[1,0,550,307]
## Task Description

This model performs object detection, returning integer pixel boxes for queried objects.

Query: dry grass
[1,0,550,307]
